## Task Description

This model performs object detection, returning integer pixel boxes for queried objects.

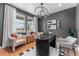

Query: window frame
[16,12,26,33]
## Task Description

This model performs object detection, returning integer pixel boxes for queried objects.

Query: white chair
[57,36,77,56]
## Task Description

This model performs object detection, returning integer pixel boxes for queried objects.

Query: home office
[0,3,79,56]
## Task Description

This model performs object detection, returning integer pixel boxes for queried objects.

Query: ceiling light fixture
[34,3,49,18]
[58,4,62,7]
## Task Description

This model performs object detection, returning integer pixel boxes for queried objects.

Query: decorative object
[57,20,59,28]
[67,27,76,37]
[57,20,62,28]
[34,3,49,18]
[48,31,52,35]
[47,20,56,30]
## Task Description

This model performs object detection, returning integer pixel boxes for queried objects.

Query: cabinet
[26,35,34,44]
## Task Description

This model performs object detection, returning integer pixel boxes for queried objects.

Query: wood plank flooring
[0,42,35,56]
[0,42,79,56]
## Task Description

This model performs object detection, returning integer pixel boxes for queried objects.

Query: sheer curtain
[2,5,16,48]
[33,16,38,32]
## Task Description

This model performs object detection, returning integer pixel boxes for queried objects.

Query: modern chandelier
[34,3,49,18]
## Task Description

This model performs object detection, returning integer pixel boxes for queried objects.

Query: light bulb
[58,4,62,7]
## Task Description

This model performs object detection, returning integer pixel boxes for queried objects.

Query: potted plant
[67,27,76,37]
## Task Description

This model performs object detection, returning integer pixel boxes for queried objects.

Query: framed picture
[47,20,56,30]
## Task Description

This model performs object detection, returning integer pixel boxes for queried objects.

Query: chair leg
[25,42,26,45]
[73,48,76,56]
[68,49,69,56]
[12,40,16,52]
[12,46,15,52]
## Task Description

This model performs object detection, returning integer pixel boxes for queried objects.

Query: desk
[36,35,51,56]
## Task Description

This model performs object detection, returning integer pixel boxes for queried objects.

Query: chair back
[51,35,56,42]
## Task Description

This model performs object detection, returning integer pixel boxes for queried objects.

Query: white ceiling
[9,3,77,15]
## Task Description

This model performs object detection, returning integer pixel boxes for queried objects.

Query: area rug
[21,47,60,56]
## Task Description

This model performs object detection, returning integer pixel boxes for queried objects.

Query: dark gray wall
[0,3,4,46]
[38,7,76,38]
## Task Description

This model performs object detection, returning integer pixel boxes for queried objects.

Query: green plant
[67,27,74,37]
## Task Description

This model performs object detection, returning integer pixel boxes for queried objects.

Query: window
[27,17,34,34]
[16,13,26,33]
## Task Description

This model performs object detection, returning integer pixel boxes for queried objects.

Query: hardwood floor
[64,48,75,56]
[0,42,35,56]
[0,42,79,56]
[64,47,79,56]
[74,47,79,56]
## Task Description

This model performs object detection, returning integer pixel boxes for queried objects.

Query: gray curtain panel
[2,5,16,48]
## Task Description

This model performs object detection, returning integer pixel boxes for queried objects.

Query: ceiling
[9,3,77,15]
